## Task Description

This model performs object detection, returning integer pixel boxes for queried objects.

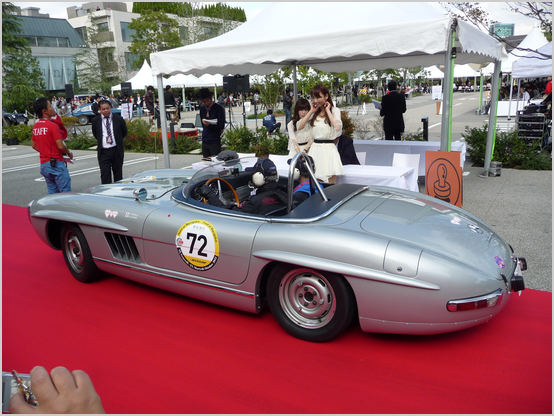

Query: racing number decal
[176,220,219,271]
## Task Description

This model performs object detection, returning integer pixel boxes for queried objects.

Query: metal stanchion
[421,117,429,141]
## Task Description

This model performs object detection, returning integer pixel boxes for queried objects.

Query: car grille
[105,233,141,263]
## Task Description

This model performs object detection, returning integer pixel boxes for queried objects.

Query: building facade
[7,6,87,92]
[66,2,243,82]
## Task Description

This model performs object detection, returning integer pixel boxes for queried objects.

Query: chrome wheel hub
[66,233,84,272]
[279,270,336,329]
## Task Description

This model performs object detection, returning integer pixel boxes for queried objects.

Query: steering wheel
[202,177,240,206]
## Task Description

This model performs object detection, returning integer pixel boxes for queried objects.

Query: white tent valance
[512,42,552,78]
[151,2,506,77]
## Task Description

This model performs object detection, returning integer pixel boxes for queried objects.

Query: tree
[128,11,183,69]
[2,2,45,113]
[440,2,552,57]
[72,12,122,95]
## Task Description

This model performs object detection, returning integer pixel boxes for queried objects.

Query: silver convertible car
[28,154,526,342]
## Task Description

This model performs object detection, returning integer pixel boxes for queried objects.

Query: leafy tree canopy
[128,11,183,68]
[132,2,246,22]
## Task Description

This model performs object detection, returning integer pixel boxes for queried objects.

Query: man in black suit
[164,85,176,121]
[334,135,360,165]
[91,94,101,117]
[380,80,406,140]
[91,100,128,184]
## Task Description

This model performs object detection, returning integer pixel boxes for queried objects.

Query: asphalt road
[3,91,550,291]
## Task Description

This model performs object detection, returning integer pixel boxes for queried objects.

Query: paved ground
[3,91,550,291]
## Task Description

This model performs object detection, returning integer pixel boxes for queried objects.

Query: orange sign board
[425,151,463,208]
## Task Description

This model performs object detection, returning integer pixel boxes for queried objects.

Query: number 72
[186,232,208,257]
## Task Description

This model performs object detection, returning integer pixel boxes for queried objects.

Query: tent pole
[479,70,483,112]
[157,74,170,169]
[506,74,514,131]
[440,23,456,152]
[483,60,501,177]
[293,62,298,109]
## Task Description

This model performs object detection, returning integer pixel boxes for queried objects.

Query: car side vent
[105,233,141,263]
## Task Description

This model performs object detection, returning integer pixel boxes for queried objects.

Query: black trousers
[384,128,403,140]
[202,142,222,158]
[99,146,123,184]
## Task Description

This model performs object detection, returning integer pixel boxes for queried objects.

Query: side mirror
[133,188,147,202]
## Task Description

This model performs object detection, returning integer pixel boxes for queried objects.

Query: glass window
[125,52,140,70]
[179,26,188,42]
[37,37,59,47]
[75,27,87,42]
[97,22,109,32]
[120,22,136,42]
[58,38,69,47]
[21,36,37,46]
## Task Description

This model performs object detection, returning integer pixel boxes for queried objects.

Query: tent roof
[112,59,156,91]
[423,65,445,79]
[453,64,479,78]
[482,25,549,74]
[512,42,552,78]
[151,2,506,77]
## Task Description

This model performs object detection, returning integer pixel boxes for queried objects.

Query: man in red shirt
[32,98,73,193]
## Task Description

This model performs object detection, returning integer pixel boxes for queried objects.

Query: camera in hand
[50,158,57,167]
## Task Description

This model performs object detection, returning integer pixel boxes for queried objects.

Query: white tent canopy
[111,59,156,92]
[111,60,220,92]
[149,2,507,172]
[482,25,549,75]
[151,2,506,77]
[453,64,479,78]
[512,42,552,78]
[422,65,445,79]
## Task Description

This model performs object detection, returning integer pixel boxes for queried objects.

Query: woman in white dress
[287,98,312,156]
[299,84,344,183]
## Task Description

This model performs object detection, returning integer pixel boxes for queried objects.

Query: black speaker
[121,82,132,98]
[235,75,250,93]
[223,76,236,93]
[65,84,74,100]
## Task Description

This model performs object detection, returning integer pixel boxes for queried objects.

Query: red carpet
[2,204,552,414]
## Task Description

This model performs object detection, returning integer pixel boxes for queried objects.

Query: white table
[336,165,417,192]
[353,140,466,173]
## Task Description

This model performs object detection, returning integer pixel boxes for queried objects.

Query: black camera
[50,158,57,167]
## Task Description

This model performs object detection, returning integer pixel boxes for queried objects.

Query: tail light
[447,289,503,312]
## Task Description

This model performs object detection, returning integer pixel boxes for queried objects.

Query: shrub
[2,124,32,143]
[61,116,79,126]
[223,125,289,155]
[403,128,425,141]
[126,118,151,140]
[170,135,200,154]
[462,124,551,170]
[66,131,96,150]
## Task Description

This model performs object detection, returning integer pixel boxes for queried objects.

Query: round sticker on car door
[176,220,219,271]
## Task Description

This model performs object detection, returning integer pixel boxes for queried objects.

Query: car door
[142,204,264,285]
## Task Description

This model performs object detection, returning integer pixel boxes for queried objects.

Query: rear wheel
[61,223,102,283]
[267,264,356,342]
[78,115,89,125]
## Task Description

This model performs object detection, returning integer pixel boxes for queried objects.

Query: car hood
[359,191,513,279]
[83,169,196,200]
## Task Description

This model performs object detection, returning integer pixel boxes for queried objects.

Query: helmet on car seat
[252,158,279,187]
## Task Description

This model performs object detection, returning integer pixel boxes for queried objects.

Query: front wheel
[267,264,356,342]
[78,115,89,125]
[61,223,103,283]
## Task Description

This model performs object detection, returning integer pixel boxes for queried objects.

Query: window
[37,37,59,47]
[75,27,87,42]
[179,26,188,42]
[21,36,37,46]
[120,22,136,42]
[97,22,109,32]
[57,38,69,47]
[125,52,140,70]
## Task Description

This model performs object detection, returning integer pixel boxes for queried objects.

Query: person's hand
[202,119,209,126]
[310,100,318,112]
[67,151,73,160]
[9,366,105,414]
